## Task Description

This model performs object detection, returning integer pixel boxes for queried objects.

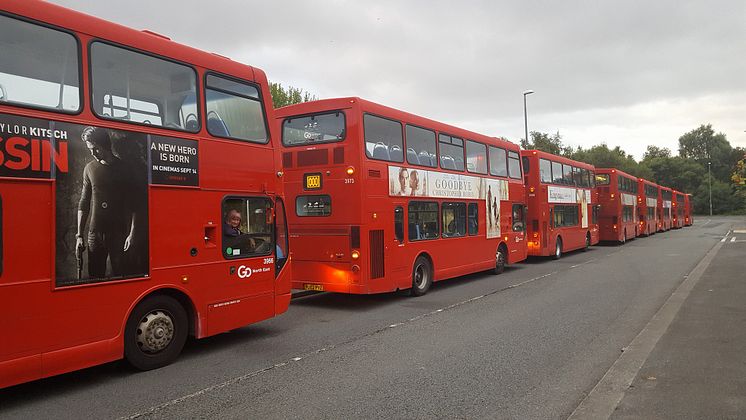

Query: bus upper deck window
[0,14,80,112]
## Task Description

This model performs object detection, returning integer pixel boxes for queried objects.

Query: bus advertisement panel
[0,0,290,389]
[522,150,598,258]
[278,97,527,296]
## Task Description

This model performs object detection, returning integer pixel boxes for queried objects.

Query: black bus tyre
[410,256,433,297]
[583,233,590,251]
[621,230,626,244]
[553,237,562,260]
[494,244,507,275]
[124,295,188,371]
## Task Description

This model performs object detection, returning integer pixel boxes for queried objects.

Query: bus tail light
[346,166,355,175]
[611,193,615,198]
[533,232,538,238]
[351,250,360,260]
[529,186,535,193]
[613,224,617,230]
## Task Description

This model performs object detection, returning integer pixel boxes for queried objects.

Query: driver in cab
[223,209,256,254]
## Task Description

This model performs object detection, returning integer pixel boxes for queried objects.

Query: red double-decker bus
[637,178,658,236]
[0,1,290,388]
[277,98,527,295]
[596,168,639,242]
[672,190,686,228]
[521,150,598,259]
[658,186,673,231]
[684,193,693,226]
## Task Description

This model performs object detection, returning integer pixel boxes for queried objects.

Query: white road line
[731,237,737,243]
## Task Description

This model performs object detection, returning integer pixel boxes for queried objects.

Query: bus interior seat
[441,155,456,170]
[389,144,403,162]
[207,111,230,137]
[372,142,390,160]
[407,148,419,165]
[418,151,431,166]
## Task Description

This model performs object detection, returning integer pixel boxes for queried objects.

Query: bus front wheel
[410,256,433,297]
[124,295,188,371]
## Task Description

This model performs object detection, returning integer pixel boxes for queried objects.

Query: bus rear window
[296,195,331,217]
[283,112,345,146]
[0,14,80,112]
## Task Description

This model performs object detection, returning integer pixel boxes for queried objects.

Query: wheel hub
[136,310,174,353]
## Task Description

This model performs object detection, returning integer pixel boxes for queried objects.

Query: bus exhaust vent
[368,169,381,178]
[282,152,293,168]
[333,147,344,164]
[297,149,328,167]
[369,230,385,279]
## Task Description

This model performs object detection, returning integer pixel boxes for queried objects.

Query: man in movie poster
[57,124,149,285]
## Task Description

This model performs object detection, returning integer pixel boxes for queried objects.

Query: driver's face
[228,213,241,228]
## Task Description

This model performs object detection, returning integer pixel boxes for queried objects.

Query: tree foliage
[270,83,316,109]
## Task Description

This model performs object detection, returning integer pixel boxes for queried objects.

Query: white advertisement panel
[646,198,657,207]
[548,186,576,204]
[388,165,509,239]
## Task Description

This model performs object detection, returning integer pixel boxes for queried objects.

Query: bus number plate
[303,283,324,291]
[304,173,322,190]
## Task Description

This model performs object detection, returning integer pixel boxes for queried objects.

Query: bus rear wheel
[494,245,507,274]
[124,295,188,371]
[553,238,563,260]
[583,233,590,251]
[410,256,433,297]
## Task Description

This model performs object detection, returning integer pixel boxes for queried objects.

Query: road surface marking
[731,237,737,243]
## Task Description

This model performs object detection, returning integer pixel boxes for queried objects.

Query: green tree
[270,83,316,108]
[642,145,671,161]
[644,156,705,193]
[521,131,572,156]
[678,124,734,182]
[570,144,651,178]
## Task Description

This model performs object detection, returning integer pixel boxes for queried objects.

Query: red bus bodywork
[658,186,673,231]
[684,194,693,226]
[522,150,598,258]
[637,178,659,236]
[672,190,686,228]
[596,168,639,242]
[278,98,527,295]
[0,1,290,388]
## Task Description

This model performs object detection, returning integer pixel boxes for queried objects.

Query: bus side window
[512,204,526,232]
[467,203,478,236]
[394,206,404,243]
[222,197,274,259]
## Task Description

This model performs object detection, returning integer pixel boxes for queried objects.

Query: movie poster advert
[150,136,199,186]
[578,189,590,228]
[0,114,199,286]
[388,166,429,197]
[483,178,508,239]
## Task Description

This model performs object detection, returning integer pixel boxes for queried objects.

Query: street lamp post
[708,161,712,216]
[523,90,534,144]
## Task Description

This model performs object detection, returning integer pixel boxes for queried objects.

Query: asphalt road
[0,217,738,419]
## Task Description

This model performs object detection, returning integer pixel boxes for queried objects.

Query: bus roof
[277,97,520,151]
[521,149,595,170]
[596,167,636,179]
[4,0,261,81]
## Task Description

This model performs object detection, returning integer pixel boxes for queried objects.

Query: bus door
[390,204,407,287]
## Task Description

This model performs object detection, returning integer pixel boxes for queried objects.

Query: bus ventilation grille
[333,147,344,164]
[297,149,328,167]
[369,229,385,279]
[368,169,381,178]
[282,152,293,168]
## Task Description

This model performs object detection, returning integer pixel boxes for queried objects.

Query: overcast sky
[49,0,746,159]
